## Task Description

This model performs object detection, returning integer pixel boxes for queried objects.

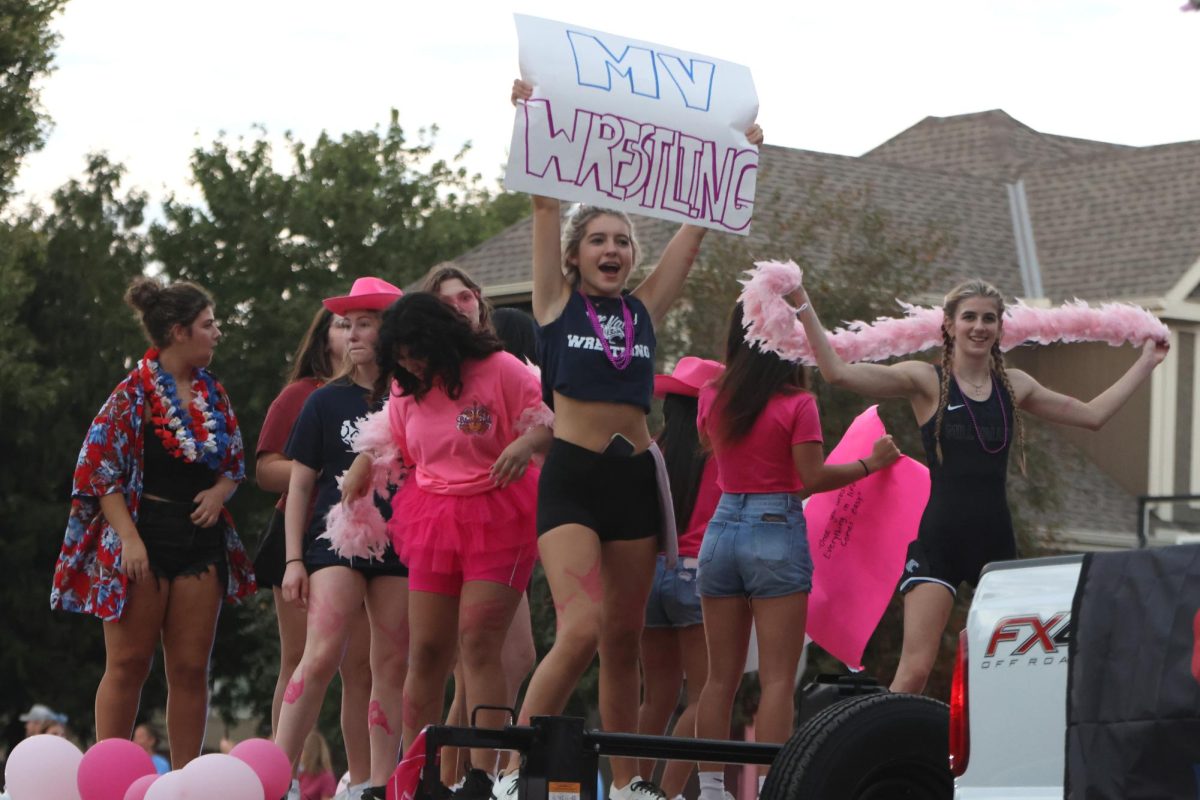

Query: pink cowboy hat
[654,356,724,398]
[323,276,404,315]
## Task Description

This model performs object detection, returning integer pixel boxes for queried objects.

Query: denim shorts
[645,555,703,628]
[697,492,812,599]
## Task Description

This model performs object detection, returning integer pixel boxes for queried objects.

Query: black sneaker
[453,768,495,800]
[360,787,387,800]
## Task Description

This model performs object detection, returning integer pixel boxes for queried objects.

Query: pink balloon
[4,733,84,800]
[229,738,292,800]
[123,774,159,800]
[78,738,156,800]
[143,770,187,800]
[180,754,264,800]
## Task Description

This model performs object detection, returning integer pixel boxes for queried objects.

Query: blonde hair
[934,279,1025,471]
[561,205,641,287]
[299,730,333,776]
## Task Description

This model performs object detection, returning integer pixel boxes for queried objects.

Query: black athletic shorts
[537,438,660,542]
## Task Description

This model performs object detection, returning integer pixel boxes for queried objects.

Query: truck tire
[760,692,952,800]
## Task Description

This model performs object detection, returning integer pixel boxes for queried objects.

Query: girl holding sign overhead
[499,79,762,800]
[791,278,1167,694]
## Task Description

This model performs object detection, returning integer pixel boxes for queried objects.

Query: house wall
[1006,342,1151,496]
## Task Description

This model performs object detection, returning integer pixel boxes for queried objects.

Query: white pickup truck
[763,547,1199,799]
[760,554,1083,800]
[950,555,1080,799]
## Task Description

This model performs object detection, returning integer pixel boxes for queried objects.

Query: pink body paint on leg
[402,690,428,731]
[368,699,394,735]
[566,559,604,603]
[283,669,305,704]
[307,593,346,636]
[460,597,512,634]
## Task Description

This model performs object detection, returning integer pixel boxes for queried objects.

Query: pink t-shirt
[299,770,336,800]
[697,384,823,494]
[677,457,721,558]
[388,351,549,496]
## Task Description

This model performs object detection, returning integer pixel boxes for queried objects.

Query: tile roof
[1021,141,1200,301]
[453,110,1200,306]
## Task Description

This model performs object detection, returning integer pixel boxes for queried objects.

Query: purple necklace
[580,291,635,371]
[954,373,1009,455]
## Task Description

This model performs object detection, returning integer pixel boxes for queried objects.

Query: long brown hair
[286,307,341,385]
[299,730,332,776]
[934,279,1025,470]
[712,302,807,444]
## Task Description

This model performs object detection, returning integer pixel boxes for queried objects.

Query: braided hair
[933,279,1025,471]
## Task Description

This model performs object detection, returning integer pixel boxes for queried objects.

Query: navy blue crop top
[537,291,656,413]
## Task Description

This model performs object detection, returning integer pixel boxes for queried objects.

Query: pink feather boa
[738,260,1170,364]
[320,400,407,561]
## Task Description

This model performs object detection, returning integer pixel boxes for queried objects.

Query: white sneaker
[491,771,520,800]
[334,781,371,800]
[610,777,667,800]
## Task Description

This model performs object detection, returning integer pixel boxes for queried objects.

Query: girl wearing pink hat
[274,277,410,800]
[254,306,372,791]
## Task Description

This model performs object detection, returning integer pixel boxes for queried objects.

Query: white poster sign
[505,14,759,235]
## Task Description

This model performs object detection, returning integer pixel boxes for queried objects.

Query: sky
[12,0,1199,208]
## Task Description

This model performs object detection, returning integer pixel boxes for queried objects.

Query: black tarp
[1066,543,1200,798]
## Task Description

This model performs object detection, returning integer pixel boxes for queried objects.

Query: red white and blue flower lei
[137,348,232,471]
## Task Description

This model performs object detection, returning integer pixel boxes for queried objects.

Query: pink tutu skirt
[388,468,539,577]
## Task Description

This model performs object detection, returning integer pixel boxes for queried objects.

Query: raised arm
[635,125,765,327]
[1010,339,1168,430]
[794,285,937,408]
[513,79,571,324]
[632,224,708,327]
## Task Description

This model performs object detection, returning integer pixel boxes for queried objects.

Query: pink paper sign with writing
[804,405,930,669]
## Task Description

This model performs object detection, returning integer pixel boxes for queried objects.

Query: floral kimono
[50,367,256,621]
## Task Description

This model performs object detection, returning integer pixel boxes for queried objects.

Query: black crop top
[537,291,656,413]
[142,423,218,502]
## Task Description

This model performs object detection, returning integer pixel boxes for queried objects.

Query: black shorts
[537,438,660,542]
[139,497,229,585]
[304,515,408,579]
[252,507,286,589]
[898,533,1017,596]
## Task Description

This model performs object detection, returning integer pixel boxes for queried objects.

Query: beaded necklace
[954,372,1009,455]
[580,291,636,371]
[137,348,231,470]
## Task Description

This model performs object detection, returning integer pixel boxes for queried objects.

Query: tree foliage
[0,108,527,747]
[0,0,67,205]
[0,154,150,743]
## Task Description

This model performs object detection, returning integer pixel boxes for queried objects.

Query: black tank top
[920,367,1012,485]
[537,291,656,413]
[142,423,217,502]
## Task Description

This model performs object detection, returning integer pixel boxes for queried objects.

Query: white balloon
[180,754,263,800]
[143,770,188,800]
[4,734,84,800]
